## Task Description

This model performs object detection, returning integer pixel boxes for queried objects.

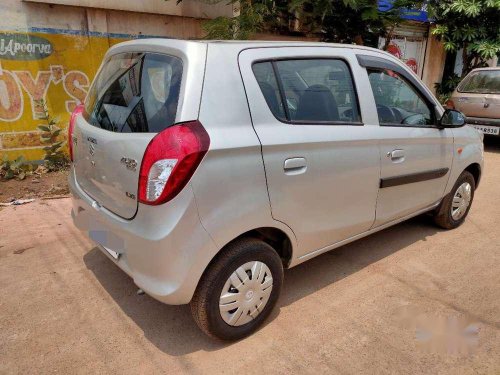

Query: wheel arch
[228,227,294,268]
[208,226,294,269]
[464,163,482,188]
[189,225,294,303]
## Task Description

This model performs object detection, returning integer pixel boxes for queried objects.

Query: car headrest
[296,84,339,122]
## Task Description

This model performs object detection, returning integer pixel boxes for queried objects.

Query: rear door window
[253,59,361,124]
[85,52,183,133]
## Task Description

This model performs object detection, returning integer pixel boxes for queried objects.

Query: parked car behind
[69,40,484,340]
[448,67,500,137]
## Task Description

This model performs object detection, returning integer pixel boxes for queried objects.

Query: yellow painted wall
[0,0,211,162]
[0,30,128,161]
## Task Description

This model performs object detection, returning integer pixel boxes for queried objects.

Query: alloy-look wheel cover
[219,261,273,326]
[451,182,472,221]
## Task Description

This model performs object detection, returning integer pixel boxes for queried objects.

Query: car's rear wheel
[190,238,283,340]
[434,171,475,229]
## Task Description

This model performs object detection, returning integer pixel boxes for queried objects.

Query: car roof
[110,38,393,57]
[172,38,383,51]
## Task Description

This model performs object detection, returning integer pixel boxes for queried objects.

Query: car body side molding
[380,168,450,188]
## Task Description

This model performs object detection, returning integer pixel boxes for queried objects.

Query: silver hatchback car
[70,40,484,340]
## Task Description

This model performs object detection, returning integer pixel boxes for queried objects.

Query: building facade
[0,0,234,161]
[377,1,447,96]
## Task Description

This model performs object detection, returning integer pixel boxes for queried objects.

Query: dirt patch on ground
[0,143,499,373]
[0,169,69,202]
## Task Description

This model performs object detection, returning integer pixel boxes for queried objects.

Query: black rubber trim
[466,116,500,127]
[356,54,437,106]
[380,168,449,188]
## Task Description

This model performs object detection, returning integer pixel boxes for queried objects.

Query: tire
[434,171,475,229]
[190,238,283,341]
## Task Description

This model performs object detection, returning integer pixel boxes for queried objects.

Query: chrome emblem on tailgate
[87,137,97,156]
[120,157,137,171]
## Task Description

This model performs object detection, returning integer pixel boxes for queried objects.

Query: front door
[363,66,454,226]
[239,48,381,257]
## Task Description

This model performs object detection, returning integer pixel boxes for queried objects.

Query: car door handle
[387,149,405,162]
[284,157,307,175]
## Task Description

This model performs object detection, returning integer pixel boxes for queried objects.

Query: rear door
[239,47,381,258]
[73,52,183,218]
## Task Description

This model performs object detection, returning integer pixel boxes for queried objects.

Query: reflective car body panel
[70,40,484,305]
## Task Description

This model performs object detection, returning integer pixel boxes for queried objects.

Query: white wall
[26,0,235,19]
[0,0,234,37]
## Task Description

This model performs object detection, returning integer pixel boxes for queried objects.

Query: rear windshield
[458,70,500,94]
[84,52,183,133]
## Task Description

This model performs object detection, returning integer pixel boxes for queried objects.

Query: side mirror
[440,109,466,128]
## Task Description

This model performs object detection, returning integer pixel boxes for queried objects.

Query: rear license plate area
[89,229,124,260]
[471,124,499,135]
[102,245,120,260]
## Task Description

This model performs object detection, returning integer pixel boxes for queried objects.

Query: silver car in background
[448,67,500,136]
[69,40,484,340]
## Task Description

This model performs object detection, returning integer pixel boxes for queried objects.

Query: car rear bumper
[466,117,500,136]
[69,167,218,305]
[466,116,500,127]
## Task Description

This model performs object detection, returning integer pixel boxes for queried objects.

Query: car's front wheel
[434,170,476,229]
[190,238,283,340]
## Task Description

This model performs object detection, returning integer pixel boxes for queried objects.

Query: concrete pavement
[1,140,499,374]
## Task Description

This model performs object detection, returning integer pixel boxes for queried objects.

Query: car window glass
[459,70,500,94]
[368,69,433,126]
[275,59,361,123]
[252,62,286,120]
[253,59,361,124]
[85,53,183,133]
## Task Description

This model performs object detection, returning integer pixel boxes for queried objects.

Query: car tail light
[68,104,84,161]
[138,120,210,205]
[445,99,455,109]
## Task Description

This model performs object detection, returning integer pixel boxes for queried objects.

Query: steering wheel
[376,104,397,123]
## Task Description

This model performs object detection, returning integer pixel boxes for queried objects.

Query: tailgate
[73,118,153,218]
[73,51,183,219]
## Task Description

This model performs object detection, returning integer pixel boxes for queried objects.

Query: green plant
[434,73,462,104]
[1,155,34,180]
[428,0,500,77]
[174,0,419,47]
[202,1,270,40]
[175,0,366,41]
[37,99,69,171]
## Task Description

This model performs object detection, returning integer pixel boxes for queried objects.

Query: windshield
[458,70,500,94]
[84,52,183,133]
